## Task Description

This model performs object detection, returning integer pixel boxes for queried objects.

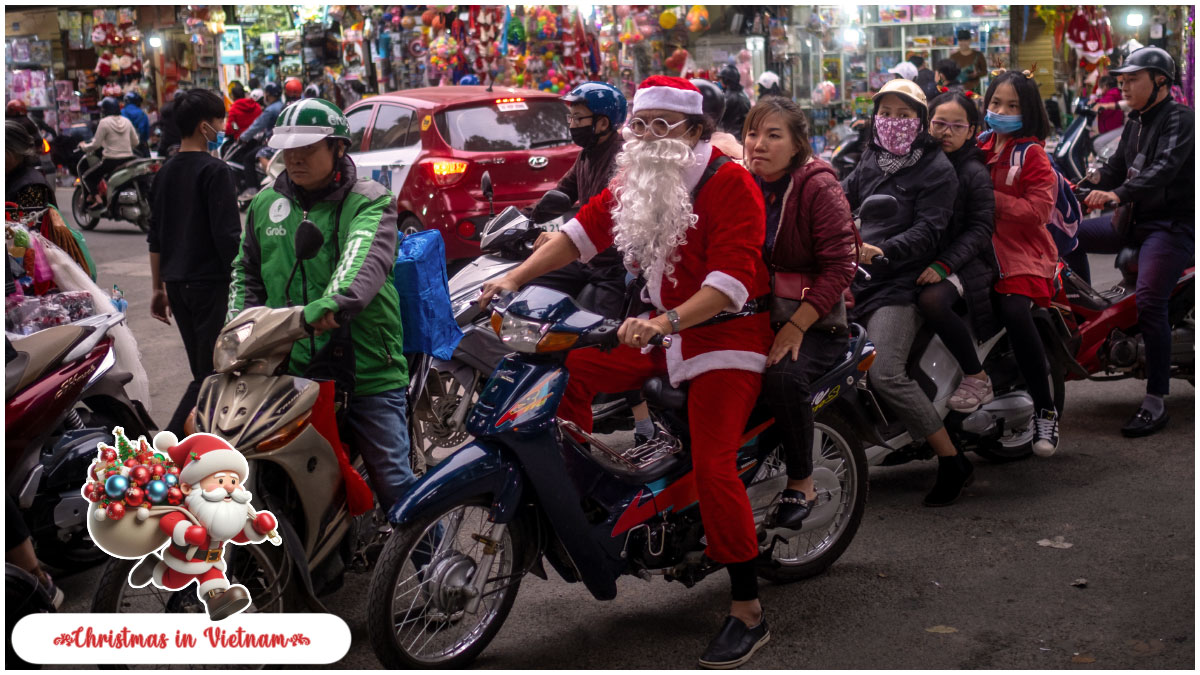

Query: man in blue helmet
[527,81,630,318]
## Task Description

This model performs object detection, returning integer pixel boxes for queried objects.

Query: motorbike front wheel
[754,410,868,582]
[367,500,524,669]
[71,185,100,230]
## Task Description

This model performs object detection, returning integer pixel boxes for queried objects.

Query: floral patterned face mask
[874,116,922,155]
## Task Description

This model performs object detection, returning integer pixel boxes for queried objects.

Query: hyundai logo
[529,156,549,169]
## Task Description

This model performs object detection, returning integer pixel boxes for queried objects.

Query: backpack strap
[691,155,731,200]
[1005,141,1035,187]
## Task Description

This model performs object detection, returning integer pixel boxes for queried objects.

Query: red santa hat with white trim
[632,75,704,116]
[153,431,249,486]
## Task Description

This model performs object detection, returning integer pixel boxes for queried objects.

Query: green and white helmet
[269,98,352,149]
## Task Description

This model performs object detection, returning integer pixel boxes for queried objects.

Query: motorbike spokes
[372,504,520,667]
[752,412,868,582]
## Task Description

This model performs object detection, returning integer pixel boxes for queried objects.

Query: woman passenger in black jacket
[916,92,998,414]
[841,79,972,507]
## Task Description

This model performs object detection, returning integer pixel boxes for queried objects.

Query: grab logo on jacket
[269,198,291,223]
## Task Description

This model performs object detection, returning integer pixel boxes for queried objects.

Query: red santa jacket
[224,98,261,140]
[561,143,773,386]
[158,509,264,575]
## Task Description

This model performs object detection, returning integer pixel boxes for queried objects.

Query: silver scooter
[411,173,627,469]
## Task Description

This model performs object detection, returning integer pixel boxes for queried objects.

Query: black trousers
[83,157,127,195]
[763,329,849,481]
[164,280,230,435]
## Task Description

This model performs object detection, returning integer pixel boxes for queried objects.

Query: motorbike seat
[6,325,91,397]
[642,376,688,412]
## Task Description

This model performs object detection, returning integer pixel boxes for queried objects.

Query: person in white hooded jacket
[79,96,139,207]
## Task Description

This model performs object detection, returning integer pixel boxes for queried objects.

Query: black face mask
[569,124,597,149]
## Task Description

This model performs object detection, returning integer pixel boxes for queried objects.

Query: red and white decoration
[153,431,250,487]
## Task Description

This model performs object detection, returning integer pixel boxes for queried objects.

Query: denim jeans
[346,388,416,512]
[1064,216,1195,395]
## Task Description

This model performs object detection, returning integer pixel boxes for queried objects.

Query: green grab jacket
[228,156,408,395]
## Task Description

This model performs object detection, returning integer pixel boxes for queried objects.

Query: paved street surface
[54,189,1194,669]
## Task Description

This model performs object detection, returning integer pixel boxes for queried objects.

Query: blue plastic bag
[393,230,462,359]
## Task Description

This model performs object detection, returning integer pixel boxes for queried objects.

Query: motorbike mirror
[481,171,493,201]
[538,190,572,216]
[294,219,325,260]
[858,194,898,223]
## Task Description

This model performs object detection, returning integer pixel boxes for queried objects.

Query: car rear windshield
[435,100,571,152]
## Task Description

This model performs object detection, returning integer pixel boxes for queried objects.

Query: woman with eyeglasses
[917,93,998,419]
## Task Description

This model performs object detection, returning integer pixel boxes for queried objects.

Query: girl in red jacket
[979,70,1061,457]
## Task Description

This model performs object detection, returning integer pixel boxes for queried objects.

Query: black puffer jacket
[842,137,957,320]
[931,143,999,340]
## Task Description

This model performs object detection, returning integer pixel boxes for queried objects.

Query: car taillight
[422,158,468,187]
[456,220,476,239]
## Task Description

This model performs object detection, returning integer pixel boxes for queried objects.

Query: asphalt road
[50,191,1194,669]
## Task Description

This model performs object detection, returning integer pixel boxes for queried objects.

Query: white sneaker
[948,375,994,413]
[1032,409,1060,457]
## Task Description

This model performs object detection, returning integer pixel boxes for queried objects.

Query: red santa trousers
[557,345,761,564]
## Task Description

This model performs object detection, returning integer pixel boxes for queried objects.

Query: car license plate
[497,102,528,112]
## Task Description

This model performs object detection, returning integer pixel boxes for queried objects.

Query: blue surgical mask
[985,110,1024,134]
[204,123,225,152]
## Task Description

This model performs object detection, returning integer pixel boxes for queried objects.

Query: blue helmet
[123,91,142,106]
[263,82,283,99]
[562,81,627,128]
[458,74,480,85]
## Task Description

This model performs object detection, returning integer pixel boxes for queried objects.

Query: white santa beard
[610,135,698,289]
[185,488,250,542]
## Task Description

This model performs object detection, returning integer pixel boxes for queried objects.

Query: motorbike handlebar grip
[871,255,889,266]
[649,335,672,349]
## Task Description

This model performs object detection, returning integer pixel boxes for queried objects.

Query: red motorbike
[6,312,156,572]
[1042,218,1195,387]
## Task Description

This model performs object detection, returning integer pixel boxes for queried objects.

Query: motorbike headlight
[497,314,546,353]
[213,321,255,372]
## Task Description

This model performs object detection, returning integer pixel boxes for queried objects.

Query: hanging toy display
[428,33,459,85]
[664,47,689,75]
[686,6,711,34]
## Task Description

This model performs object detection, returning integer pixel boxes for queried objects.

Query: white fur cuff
[561,219,599,263]
[172,520,192,547]
[702,271,749,312]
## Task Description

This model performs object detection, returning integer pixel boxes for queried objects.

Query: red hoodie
[979,133,1057,281]
[225,98,261,140]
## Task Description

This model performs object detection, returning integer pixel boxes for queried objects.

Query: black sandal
[770,489,815,530]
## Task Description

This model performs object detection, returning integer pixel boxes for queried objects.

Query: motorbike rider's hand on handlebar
[309,310,340,335]
[477,275,523,310]
[617,316,669,350]
[858,242,885,265]
[1083,189,1120,210]
[150,288,172,325]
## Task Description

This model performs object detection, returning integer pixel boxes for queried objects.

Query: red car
[344,86,579,262]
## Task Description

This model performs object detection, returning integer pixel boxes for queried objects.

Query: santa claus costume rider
[479,76,774,669]
[127,432,278,621]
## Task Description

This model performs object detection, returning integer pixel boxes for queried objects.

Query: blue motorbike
[366,286,875,668]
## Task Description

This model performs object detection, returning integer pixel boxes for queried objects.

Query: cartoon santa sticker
[124,432,279,621]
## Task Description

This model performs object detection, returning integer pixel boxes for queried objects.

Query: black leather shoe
[1121,407,1169,438]
[770,489,814,529]
[698,614,770,669]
